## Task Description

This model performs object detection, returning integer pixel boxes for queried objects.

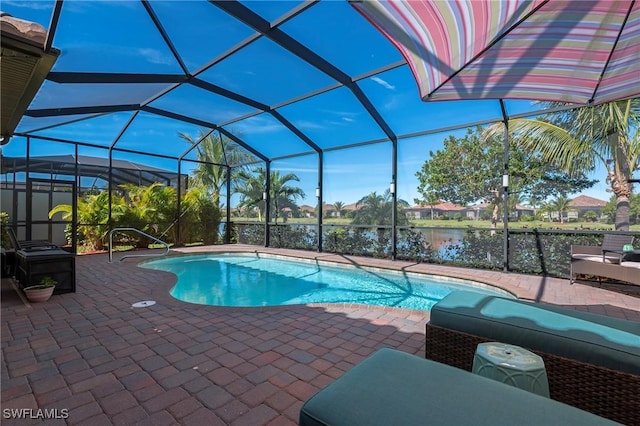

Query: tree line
[46,98,639,250]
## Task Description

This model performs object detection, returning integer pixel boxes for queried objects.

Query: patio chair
[3,227,59,277]
[599,233,635,263]
[570,233,638,285]
[6,227,59,251]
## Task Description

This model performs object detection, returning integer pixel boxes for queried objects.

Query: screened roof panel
[280,0,403,77]
[197,37,335,106]
[52,1,183,73]
[111,151,179,177]
[2,0,635,169]
[26,112,137,148]
[271,154,318,202]
[115,111,204,157]
[180,132,262,166]
[28,138,75,157]
[147,83,259,126]
[16,113,102,135]
[221,139,263,167]
[223,113,315,159]
[239,0,304,23]
[323,143,392,204]
[358,67,505,135]
[148,0,257,74]
[277,86,388,149]
[29,81,172,110]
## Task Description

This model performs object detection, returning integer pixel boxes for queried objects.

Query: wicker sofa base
[426,323,640,425]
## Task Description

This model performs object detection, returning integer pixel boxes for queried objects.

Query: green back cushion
[300,348,618,426]
[430,291,640,375]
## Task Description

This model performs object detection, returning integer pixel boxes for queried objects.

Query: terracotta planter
[23,285,55,303]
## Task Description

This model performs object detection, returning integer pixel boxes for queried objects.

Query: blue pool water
[142,253,511,311]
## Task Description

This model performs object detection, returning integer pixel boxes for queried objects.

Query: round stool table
[472,342,550,397]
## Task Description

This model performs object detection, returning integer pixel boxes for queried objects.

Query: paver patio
[2,244,639,425]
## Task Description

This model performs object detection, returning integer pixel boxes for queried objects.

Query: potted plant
[24,276,57,303]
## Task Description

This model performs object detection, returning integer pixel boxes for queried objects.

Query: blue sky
[2,0,618,208]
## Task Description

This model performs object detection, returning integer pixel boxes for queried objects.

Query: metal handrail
[108,227,170,263]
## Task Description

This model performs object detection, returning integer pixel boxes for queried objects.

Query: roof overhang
[1,12,59,144]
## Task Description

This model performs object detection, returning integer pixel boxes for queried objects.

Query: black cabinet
[16,249,76,294]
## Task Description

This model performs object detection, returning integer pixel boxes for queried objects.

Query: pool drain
[132,300,156,308]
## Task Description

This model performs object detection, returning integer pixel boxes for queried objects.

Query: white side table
[472,342,550,397]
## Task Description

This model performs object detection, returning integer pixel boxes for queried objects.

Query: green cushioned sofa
[426,290,640,425]
[300,348,619,426]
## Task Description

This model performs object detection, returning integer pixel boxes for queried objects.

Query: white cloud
[295,120,326,130]
[137,48,174,66]
[370,76,396,90]
[2,1,51,10]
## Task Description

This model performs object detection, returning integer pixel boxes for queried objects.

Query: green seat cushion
[430,291,640,375]
[300,348,618,426]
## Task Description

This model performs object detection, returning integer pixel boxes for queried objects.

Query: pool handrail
[108,227,170,263]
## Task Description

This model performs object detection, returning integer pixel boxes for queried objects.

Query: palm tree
[120,183,178,238]
[484,99,640,230]
[270,170,305,223]
[353,190,410,226]
[233,167,305,223]
[234,168,266,221]
[49,191,127,250]
[332,201,345,217]
[547,195,572,223]
[352,190,410,255]
[179,130,253,207]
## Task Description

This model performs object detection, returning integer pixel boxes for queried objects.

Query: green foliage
[484,99,640,231]
[631,193,640,225]
[234,167,305,223]
[0,212,9,249]
[49,184,221,250]
[269,225,317,250]
[120,183,178,246]
[39,276,57,288]
[235,223,265,245]
[396,229,434,262]
[602,195,618,224]
[506,232,600,276]
[49,191,127,250]
[440,230,504,270]
[583,211,597,222]
[542,195,572,223]
[323,228,378,256]
[352,190,409,226]
[180,186,221,245]
[416,126,596,218]
[179,130,253,207]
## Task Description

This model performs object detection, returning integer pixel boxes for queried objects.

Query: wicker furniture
[570,244,640,285]
[426,291,640,425]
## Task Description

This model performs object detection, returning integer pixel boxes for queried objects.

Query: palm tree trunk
[615,196,630,231]
[608,131,633,231]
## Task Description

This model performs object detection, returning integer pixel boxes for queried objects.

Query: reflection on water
[142,253,508,310]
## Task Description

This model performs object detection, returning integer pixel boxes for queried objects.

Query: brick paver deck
[2,244,638,425]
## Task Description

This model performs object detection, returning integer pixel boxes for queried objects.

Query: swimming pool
[142,253,512,311]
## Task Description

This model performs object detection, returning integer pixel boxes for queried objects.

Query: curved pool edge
[139,249,518,311]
